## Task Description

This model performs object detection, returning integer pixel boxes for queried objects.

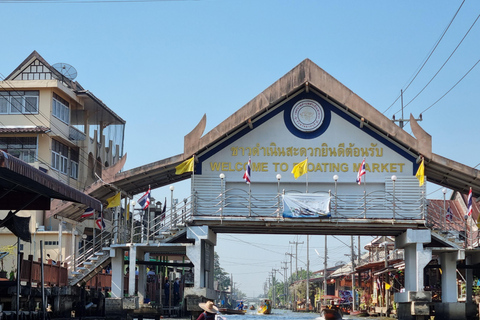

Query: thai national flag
[81,207,94,219]
[243,158,251,184]
[96,211,106,230]
[138,188,151,210]
[446,207,453,222]
[356,158,366,185]
[467,188,473,216]
[376,277,381,290]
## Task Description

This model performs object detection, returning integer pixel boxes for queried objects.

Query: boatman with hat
[196,301,219,320]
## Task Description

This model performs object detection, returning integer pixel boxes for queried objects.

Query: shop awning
[0,151,102,211]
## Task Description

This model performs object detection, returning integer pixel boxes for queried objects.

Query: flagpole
[147,185,151,244]
[248,182,252,217]
[305,158,309,193]
[192,155,195,216]
[363,159,367,218]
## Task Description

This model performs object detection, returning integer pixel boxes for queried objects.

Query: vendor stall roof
[0,151,101,211]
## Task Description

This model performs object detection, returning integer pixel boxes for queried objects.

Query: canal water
[216,309,391,320]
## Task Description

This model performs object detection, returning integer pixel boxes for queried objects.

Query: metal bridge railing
[426,199,479,248]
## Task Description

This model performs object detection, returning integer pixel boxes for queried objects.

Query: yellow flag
[291,159,308,179]
[175,156,194,175]
[385,282,391,290]
[415,159,425,186]
[106,192,121,208]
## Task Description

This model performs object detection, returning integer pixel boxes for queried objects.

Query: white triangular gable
[199,92,416,188]
[12,59,55,81]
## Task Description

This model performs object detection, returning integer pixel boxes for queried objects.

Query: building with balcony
[0,51,125,271]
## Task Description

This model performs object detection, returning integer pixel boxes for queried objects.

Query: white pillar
[111,248,124,298]
[128,245,137,296]
[137,253,147,303]
[186,226,217,289]
[395,229,432,304]
[58,221,63,263]
[440,252,459,303]
[465,255,473,303]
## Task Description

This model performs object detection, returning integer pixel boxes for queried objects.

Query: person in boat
[237,300,244,310]
[196,301,219,320]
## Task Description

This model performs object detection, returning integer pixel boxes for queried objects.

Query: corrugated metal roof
[0,151,101,211]
[0,126,49,134]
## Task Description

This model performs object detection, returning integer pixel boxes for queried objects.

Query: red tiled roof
[0,126,49,134]
[427,196,478,233]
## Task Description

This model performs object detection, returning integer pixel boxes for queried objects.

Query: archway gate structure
[62,59,480,320]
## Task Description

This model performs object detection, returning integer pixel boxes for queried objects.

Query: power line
[419,57,480,115]
[383,0,465,114]
[0,0,193,2]
[395,11,480,116]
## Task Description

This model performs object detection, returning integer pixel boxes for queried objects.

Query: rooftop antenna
[52,63,77,81]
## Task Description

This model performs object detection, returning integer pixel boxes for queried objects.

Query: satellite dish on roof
[52,63,77,80]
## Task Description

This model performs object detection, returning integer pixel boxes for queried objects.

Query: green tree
[214,252,231,291]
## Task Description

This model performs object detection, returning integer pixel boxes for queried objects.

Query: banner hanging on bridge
[282,193,330,218]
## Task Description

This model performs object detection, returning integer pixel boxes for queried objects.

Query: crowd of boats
[217,297,352,320]
[218,299,272,315]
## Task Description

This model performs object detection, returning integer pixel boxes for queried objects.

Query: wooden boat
[258,299,272,314]
[218,308,246,315]
[320,295,343,320]
[321,308,342,320]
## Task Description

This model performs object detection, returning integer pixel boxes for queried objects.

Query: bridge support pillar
[440,251,463,303]
[394,229,432,320]
[128,245,137,296]
[111,248,124,298]
[184,226,217,313]
[186,226,217,289]
[137,252,148,303]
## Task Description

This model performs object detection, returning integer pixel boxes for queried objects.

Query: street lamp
[170,186,175,228]
[130,200,136,244]
[442,188,447,231]
[333,175,339,215]
[391,175,397,219]
[219,174,225,219]
[276,174,282,217]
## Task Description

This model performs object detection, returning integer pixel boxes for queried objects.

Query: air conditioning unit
[37,225,45,232]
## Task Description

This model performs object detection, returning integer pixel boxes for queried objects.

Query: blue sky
[2,0,479,297]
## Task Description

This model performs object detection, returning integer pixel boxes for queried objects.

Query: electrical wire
[383,0,465,114]
[419,57,480,115]
[395,11,480,115]
[0,0,192,2]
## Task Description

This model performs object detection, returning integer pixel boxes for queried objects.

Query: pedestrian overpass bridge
[68,185,476,320]
[57,59,480,319]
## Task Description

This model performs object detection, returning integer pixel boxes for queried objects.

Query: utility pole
[289,239,303,280]
[289,239,303,312]
[391,89,423,128]
[282,261,288,308]
[272,269,279,308]
[384,236,389,316]
[285,252,294,310]
[306,235,310,311]
[358,235,361,288]
[323,235,328,306]
[350,236,356,311]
